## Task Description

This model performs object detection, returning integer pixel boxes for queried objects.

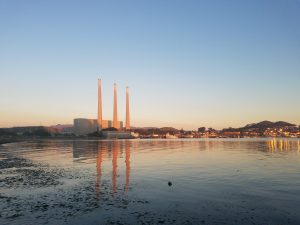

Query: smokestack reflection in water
[112,142,118,196]
[95,142,109,200]
[95,141,131,199]
[125,141,131,193]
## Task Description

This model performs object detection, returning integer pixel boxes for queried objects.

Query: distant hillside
[160,127,179,132]
[132,127,179,132]
[243,121,296,129]
[131,126,179,135]
[131,127,159,130]
[50,124,73,129]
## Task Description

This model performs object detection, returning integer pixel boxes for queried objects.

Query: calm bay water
[1,138,300,225]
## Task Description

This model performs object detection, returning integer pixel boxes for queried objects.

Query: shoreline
[1,136,299,146]
[0,137,21,145]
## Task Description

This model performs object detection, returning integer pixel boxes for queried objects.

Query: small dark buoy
[168,181,172,186]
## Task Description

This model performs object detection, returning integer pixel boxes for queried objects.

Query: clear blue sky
[0,0,299,129]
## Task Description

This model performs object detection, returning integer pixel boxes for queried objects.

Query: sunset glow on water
[1,139,300,224]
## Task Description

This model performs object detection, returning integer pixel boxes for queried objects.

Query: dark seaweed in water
[0,157,63,188]
[0,157,34,170]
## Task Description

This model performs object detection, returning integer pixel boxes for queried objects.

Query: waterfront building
[102,131,132,139]
[73,80,130,137]
[73,118,98,135]
[73,119,123,135]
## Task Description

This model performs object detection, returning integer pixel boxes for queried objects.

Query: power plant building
[73,79,129,136]
[73,118,98,136]
[73,119,123,135]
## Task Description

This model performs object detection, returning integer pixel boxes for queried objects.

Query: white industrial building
[73,118,98,136]
[73,119,123,136]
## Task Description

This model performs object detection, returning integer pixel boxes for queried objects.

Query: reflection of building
[73,79,130,136]
[125,141,131,192]
[96,143,103,199]
[72,140,99,159]
[94,141,131,198]
[72,140,132,197]
[266,138,298,152]
[112,142,118,195]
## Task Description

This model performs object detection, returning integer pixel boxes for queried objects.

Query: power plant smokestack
[98,79,102,129]
[125,86,130,130]
[113,83,118,129]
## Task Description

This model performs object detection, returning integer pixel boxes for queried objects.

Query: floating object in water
[168,181,172,186]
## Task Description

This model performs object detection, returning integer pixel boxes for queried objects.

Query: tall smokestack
[125,86,130,130]
[113,83,118,129]
[98,79,102,129]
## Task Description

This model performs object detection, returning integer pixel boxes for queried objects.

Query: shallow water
[1,138,300,225]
